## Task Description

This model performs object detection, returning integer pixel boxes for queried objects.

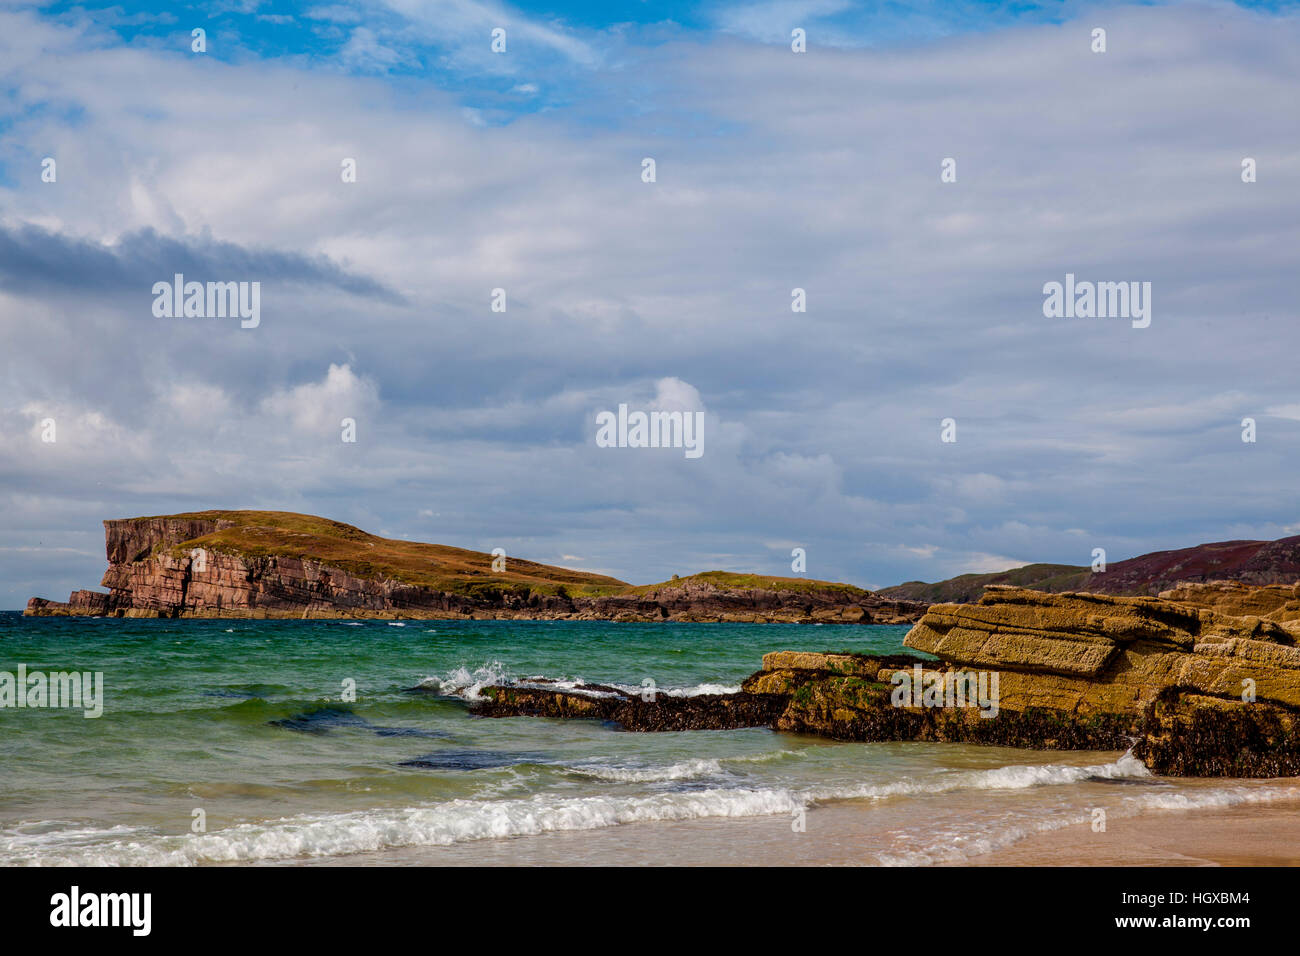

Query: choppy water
[2,612,1296,866]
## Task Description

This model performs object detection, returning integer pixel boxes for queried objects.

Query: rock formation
[469,678,789,731]
[472,585,1300,777]
[1156,580,1300,623]
[24,511,925,624]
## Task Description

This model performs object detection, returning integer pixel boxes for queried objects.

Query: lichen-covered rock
[892,587,1300,775]
[904,586,1300,711]
[1133,688,1300,777]
[745,662,1137,749]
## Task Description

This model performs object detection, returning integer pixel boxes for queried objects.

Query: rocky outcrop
[743,652,1138,750]
[904,586,1300,712]
[24,512,925,624]
[471,585,1300,776]
[25,590,111,616]
[1157,580,1300,625]
[470,680,788,731]
[567,578,924,625]
[1137,687,1300,777]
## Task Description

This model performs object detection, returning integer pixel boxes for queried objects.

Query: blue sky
[1,0,1298,607]
[33,1,1296,120]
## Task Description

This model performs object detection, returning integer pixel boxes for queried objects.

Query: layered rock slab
[470,586,1300,776]
[904,586,1300,712]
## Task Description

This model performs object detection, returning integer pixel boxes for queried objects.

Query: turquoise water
[2,612,1297,866]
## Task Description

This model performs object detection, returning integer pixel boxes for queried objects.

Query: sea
[2,612,1297,866]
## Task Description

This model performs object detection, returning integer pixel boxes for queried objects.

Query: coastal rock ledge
[473,586,1300,777]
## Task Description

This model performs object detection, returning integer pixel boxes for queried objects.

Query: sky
[1,0,1298,608]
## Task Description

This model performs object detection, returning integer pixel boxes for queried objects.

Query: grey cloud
[0,222,403,302]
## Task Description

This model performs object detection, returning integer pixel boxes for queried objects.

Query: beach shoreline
[947,798,1300,867]
[287,791,1300,867]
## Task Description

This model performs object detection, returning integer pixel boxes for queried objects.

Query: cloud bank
[0,2,1297,607]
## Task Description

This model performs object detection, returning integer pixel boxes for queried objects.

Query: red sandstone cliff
[24,511,925,623]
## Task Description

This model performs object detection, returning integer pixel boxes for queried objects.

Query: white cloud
[259,364,380,435]
[1,3,1298,606]
[341,26,416,70]
[945,552,1029,576]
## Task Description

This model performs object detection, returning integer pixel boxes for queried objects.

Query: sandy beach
[951,799,1300,866]
[291,792,1300,867]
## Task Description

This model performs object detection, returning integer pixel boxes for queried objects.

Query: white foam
[513,678,623,699]
[566,758,726,782]
[417,665,741,702]
[876,811,1094,866]
[607,681,742,698]
[875,780,1300,866]
[812,752,1152,803]
[567,750,803,782]
[3,788,805,866]
[1126,785,1300,812]
[7,755,1298,866]
[416,662,511,701]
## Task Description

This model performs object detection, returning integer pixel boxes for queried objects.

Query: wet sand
[293,798,1300,866]
[950,800,1300,866]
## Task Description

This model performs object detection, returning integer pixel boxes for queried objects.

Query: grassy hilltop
[140,510,630,598]
[128,510,869,600]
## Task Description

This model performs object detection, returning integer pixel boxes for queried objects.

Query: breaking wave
[415,664,739,702]
[13,751,1288,867]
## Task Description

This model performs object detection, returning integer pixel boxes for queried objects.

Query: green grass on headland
[128,511,876,599]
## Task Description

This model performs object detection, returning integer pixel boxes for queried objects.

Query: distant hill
[879,535,1300,603]
[26,510,927,623]
[877,563,1090,605]
[1083,536,1300,596]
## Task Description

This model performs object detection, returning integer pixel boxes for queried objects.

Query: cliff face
[24,512,926,624]
[473,584,1300,777]
[103,516,232,565]
[43,552,917,622]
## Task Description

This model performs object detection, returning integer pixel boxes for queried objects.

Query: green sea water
[2,612,1296,866]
